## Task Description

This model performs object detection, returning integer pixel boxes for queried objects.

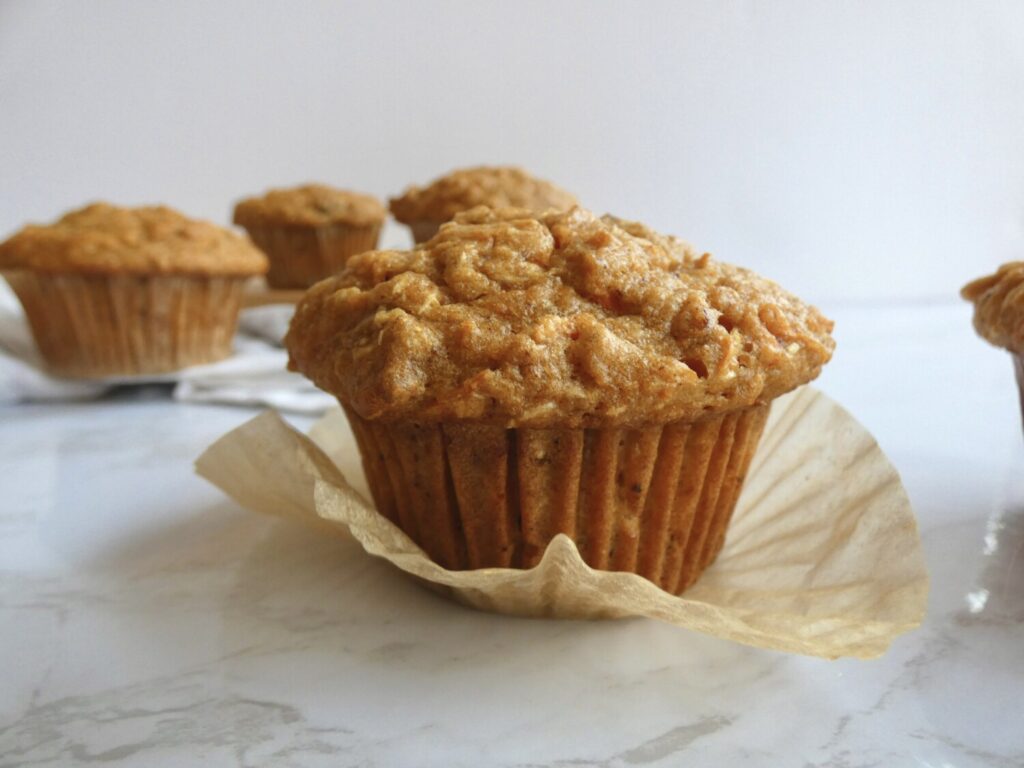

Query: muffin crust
[962,262,1024,353]
[287,206,834,428]
[389,166,577,225]
[233,184,386,229]
[0,203,267,276]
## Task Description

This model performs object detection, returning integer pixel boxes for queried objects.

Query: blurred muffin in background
[389,165,577,244]
[286,205,835,594]
[962,262,1024,424]
[0,202,267,377]
[234,184,386,289]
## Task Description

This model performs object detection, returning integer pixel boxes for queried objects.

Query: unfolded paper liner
[3,271,245,377]
[195,387,929,659]
[243,223,382,289]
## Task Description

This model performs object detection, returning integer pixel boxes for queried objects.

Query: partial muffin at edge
[962,261,1024,427]
[962,262,1024,353]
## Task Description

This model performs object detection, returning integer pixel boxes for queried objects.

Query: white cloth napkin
[0,283,333,414]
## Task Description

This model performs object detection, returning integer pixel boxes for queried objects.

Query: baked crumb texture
[389,166,577,225]
[962,262,1024,353]
[233,184,386,229]
[287,206,835,428]
[234,185,385,289]
[0,203,267,276]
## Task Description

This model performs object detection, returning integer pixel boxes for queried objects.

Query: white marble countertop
[1,301,1022,767]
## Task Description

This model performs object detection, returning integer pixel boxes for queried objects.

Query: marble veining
[1,304,1022,766]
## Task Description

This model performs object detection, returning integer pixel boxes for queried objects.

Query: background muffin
[389,166,577,244]
[962,263,1024,424]
[234,184,386,289]
[0,202,267,378]
[286,206,834,594]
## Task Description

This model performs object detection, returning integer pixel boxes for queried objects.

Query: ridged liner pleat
[346,403,770,594]
[244,224,381,289]
[2,271,244,377]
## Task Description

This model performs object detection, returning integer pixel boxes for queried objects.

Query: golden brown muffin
[962,262,1024,353]
[0,203,267,377]
[234,184,386,289]
[389,166,577,243]
[286,206,834,593]
[962,262,1024,422]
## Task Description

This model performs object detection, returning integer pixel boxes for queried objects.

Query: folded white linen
[0,283,332,413]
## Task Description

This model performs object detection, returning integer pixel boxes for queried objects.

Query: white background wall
[1,0,1022,305]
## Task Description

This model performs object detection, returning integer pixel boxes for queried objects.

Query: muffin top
[287,206,834,428]
[0,203,268,276]
[962,262,1024,353]
[233,184,386,229]
[389,166,577,225]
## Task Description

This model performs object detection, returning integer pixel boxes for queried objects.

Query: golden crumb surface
[233,184,386,229]
[389,166,577,225]
[286,206,835,428]
[0,203,268,276]
[962,262,1024,353]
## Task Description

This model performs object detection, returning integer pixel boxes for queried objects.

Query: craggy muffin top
[389,166,577,225]
[287,206,835,428]
[962,262,1024,353]
[233,184,386,229]
[0,203,268,276]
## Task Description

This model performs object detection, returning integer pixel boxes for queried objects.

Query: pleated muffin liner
[243,223,381,289]
[3,271,245,378]
[344,404,770,595]
[195,387,929,659]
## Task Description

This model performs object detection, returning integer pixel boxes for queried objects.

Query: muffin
[0,202,267,378]
[962,263,1024,422]
[286,206,834,594]
[233,184,386,289]
[389,166,577,244]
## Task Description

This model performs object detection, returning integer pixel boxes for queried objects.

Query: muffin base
[3,271,245,378]
[343,404,770,595]
[244,223,381,289]
[407,220,442,245]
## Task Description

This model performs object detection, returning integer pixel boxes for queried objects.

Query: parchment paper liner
[3,271,244,377]
[243,223,381,289]
[196,387,928,659]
